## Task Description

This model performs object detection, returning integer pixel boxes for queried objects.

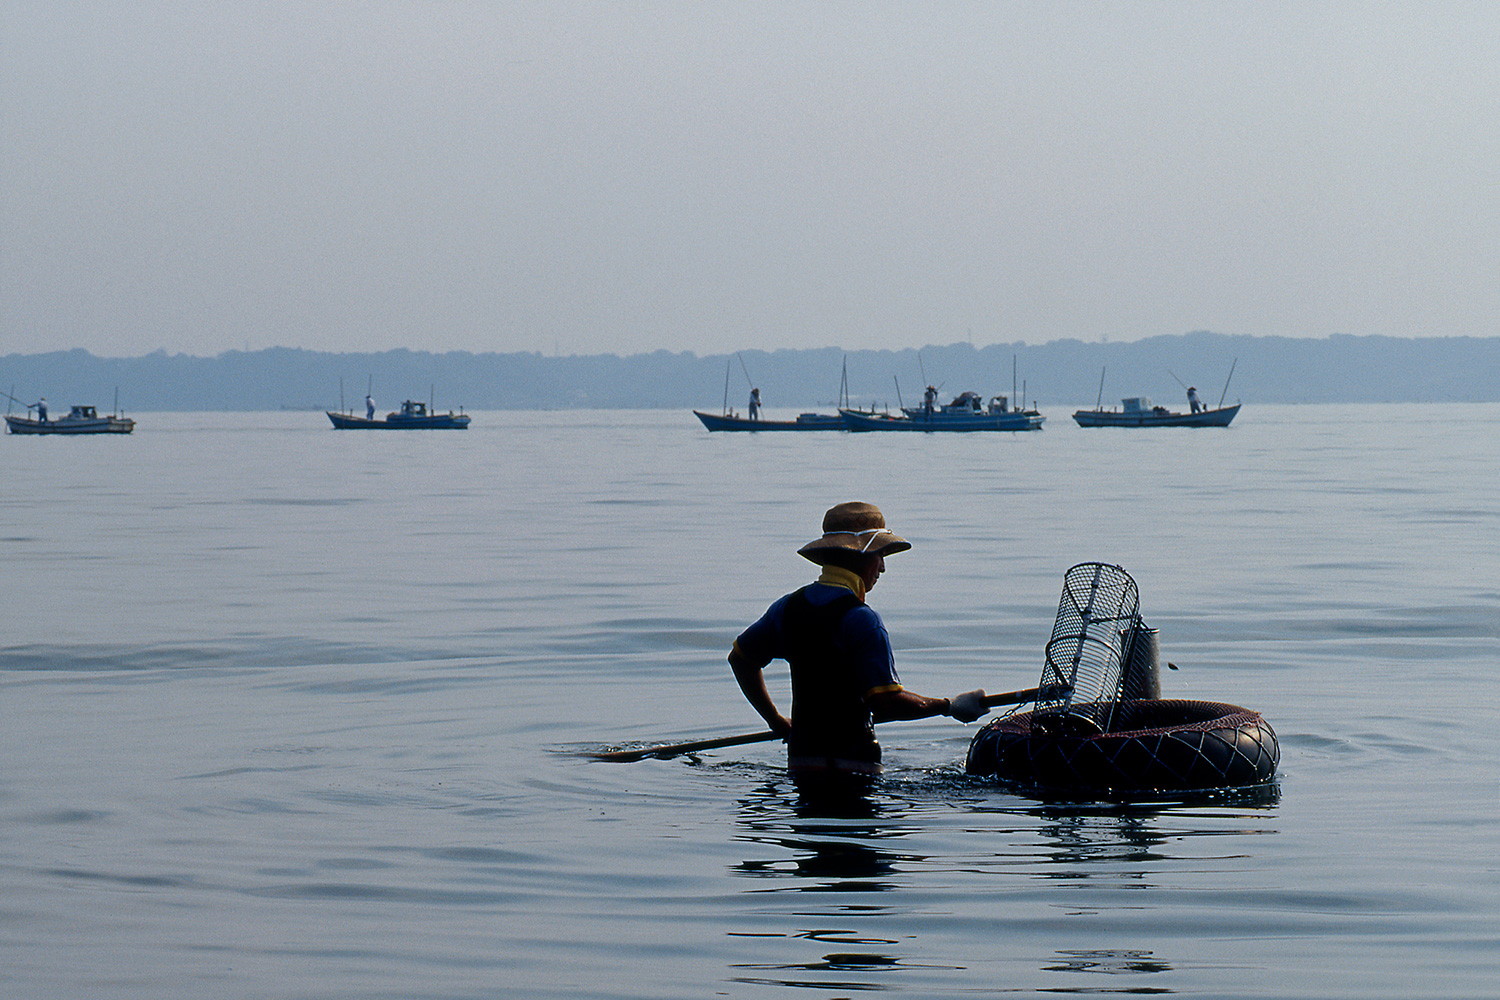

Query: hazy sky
[3,2,1497,358]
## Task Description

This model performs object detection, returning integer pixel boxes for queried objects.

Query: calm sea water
[3,404,1497,999]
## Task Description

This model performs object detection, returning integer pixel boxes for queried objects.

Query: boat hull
[327,411,470,430]
[840,408,1044,432]
[5,415,134,435]
[693,410,845,431]
[1072,404,1239,428]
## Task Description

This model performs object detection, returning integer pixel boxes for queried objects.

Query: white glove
[948,689,989,723]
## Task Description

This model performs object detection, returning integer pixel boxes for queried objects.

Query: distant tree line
[3,332,1498,411]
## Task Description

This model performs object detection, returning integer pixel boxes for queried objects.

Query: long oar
[586,683,1070,763]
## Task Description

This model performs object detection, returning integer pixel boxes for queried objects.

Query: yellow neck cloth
[816,564,866,602]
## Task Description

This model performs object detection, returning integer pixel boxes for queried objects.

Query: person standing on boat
[366,394,376,420]
[728,501,990,784]
[1187,386,1202,413]
[32,397,47,422]
[923,385,937,419]
[748,387,761,420]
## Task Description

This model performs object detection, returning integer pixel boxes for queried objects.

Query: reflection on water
[1028,785,1282,873]
[732,780,915,892]
[726,774,1283,994]
[1044,947,1173,976]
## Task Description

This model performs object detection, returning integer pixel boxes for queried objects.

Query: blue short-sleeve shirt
[734,582,902,698]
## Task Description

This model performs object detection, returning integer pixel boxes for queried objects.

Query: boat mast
[721,358,730,415]
[1096,367,1105,409]
[1217,358,1237,409]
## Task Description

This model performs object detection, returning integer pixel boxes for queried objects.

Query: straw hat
[797,501,912,564]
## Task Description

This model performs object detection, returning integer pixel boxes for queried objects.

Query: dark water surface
[3,405,1497,998]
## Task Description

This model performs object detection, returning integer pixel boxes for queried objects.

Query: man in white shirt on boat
[748,388,761,420]
[1187,387,1202,413]
[366,394,376,420]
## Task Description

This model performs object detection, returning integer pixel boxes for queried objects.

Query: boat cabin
[68,406,98,419]
[1121,397,1171,416]
[397,400,428,417]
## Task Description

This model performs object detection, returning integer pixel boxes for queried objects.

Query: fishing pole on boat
[736,352,754,389]
[2,389,37,414]
[584,683,1072,762]
[1217,358,1237,409]
[1166,368,1189,390]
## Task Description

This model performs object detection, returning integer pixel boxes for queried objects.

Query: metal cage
[1035,563,1142,733]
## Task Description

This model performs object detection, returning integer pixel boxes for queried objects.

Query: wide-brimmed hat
[797,501,911,564]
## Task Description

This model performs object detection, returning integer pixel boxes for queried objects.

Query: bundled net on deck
[1035,563,1142,733]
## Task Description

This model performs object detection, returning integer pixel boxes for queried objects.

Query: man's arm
[729,648,792,736]
[865,688,951,723]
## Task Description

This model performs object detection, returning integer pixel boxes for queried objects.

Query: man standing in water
[729,501,990,782]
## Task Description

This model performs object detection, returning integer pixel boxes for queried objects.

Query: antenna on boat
[1096,367,1106,409]
[892,375,904,410]
[1217,358,1237,409]
[340,377,345,414]
[722,358,731,415]
[1013,355,1018,408]
[839,356,849,410]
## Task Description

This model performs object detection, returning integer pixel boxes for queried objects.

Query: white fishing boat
[5,404,134,435]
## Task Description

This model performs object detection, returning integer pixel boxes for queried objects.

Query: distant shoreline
[5,333,1499,409]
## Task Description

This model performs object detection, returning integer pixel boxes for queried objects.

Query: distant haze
[4,4,1498,359]
[4,332,1497,410]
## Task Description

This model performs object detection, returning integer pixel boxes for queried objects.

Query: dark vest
[781,587,880,764]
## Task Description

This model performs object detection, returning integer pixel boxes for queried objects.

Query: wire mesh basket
[1035,563,1142,733]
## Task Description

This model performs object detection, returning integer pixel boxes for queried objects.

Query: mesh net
[1036,563,1141,732]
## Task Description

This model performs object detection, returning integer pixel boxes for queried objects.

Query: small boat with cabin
[327,399,470,430]
[840,391,1044,432]
[1072,396,1240,428]
[6,404,135,435]
[1073,362,1240,428]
